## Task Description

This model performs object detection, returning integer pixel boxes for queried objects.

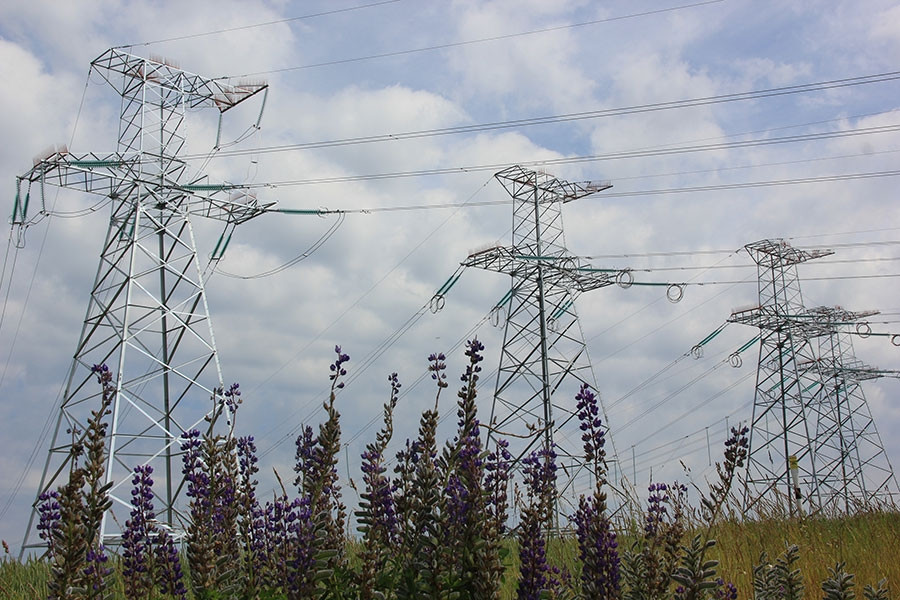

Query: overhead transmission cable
[229,0,726,78]
[610,147,900,186]
[238,122,900,188]
[637,372,756,445]
[214,212,346,279]
[120,0,404,48]
[260,167,900,213]
[584,236,900,259]
[181,71,900,161]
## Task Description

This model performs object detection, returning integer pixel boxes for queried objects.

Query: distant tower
[729,239,897,515]
[463,165,618,509]
[15,49,269,552]
[806,306,898,511]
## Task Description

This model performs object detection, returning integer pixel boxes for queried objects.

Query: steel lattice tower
[15,49,269,551]
[729,239,897,515]
[806,306,898,511]
[463,165,617,508]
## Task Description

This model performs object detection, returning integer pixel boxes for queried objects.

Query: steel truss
[729,239,897,515]
[463,165,619,512]
[16,49,269,552]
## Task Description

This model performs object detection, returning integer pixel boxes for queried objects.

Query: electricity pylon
[463,165,620,510]
[14,49,270,552]
[805,306,898,511]
[728,239,897,515]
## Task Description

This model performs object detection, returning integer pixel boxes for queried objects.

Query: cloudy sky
[1,0,900,552]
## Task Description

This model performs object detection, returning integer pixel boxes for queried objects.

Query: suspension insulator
[666,284,684,303]
[490,306,505,328]
[429,294,445,314]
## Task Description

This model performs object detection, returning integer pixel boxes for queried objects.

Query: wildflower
[330,344,351,388]
[122,464,156,597]
[517,446,558,600]
[428,352,449,388]
[36,490,62,556]
[575,383,605,475]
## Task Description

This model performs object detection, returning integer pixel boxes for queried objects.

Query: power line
[230,0,726,77]
[599,169,900,199]
[585,237,900,259]
[120,0,404,48]
[229,123,900,188]
[262,169,900,216]
[181,71,900,161]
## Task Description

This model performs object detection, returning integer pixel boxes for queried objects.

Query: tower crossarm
[727,305,833,337]
[91,49,267,113]
[14,152,271,227]
[804,305,880,325]
[462,245,618,291]
[744,238,834,265]
[16,151,142,211]
[495,165,612,203]
[181,184,275,224]
[808,358,895,382]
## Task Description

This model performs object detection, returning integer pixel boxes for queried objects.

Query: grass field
[5,508,897,599]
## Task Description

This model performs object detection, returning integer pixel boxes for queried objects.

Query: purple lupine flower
[288,496,317,598]
[294,425,320,491]
[122,464,157,596]
[237,436,259,496]
[517,446,558,600]
[715,578,738,599]
[90,363,112,387]
[645,482,670,537]
[444,473,469,529]
[360,446,398,540]
[459,338,485,384]
[329,345,350,389]
[154,529,187,600]
[36,490,61,556]
[180,430,207,498]
[222,382,242,425]
[575,383,606,474]
[360,378,399,544]
[485,439,512,534]
[427,352,449,389]
[82,545,111,596]
[573,492,620,598]
[517,516,550,600]
[522,445,558,520]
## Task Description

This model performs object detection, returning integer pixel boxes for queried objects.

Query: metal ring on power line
[429,294,445,314]
[561,257,576,270]
[666,284,684,303]
[856,322,872,338]
[729,353,743,368]
[691,345,703,359]
[547,317,558,332]
[616,269,634,289]
[892,334,900,347]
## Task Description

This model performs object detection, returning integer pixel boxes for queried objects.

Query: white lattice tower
[463,165,621,512]
[15,49,270,551]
